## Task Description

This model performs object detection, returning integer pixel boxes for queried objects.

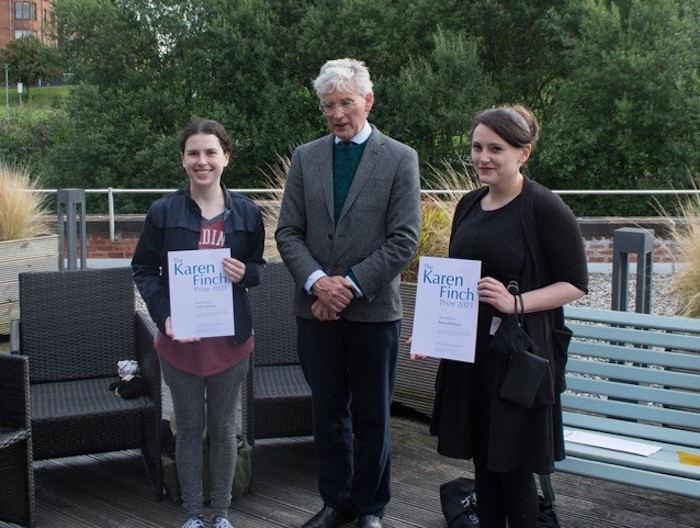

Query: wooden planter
[395,281,441,418]
[0,235,60,335]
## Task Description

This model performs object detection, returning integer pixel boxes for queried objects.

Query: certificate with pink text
[409,256,481,363]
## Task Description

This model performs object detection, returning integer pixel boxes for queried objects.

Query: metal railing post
[57,189,87,270]
[611,227,654,313]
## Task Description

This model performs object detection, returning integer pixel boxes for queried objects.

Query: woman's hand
[164,316,201,343]
[478,276,516,314]
[223,257,246,284]
[407,336,428,360]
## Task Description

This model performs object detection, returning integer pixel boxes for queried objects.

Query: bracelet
[513,292,524,317]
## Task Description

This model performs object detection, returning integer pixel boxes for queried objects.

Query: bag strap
[507,280,525,325]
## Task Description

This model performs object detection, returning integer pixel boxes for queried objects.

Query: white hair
[312,58,374,98]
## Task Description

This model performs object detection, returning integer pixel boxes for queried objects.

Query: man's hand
[311,298,341,321]
[312,275,355,313]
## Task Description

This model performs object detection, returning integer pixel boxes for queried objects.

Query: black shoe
[302,506,356,528]
[357,515,382,528]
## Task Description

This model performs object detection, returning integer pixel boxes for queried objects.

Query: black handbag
[492,281,552,408]
[499,348,550,408]
[439,477,478,528]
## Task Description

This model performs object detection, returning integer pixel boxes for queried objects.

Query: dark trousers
[297,317,400,517]
[473,455,538,528]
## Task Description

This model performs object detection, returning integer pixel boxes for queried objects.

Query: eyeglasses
[319,99,357,115]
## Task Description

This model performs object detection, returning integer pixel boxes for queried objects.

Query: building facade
[0,1,52,49]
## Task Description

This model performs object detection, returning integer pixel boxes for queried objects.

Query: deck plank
[2,412,699,528]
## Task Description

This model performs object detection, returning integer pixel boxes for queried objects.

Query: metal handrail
[33,187,700,242]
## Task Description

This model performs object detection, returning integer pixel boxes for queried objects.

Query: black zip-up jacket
[132,184,265,344]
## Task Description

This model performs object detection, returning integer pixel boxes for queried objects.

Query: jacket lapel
[311,135,336,223]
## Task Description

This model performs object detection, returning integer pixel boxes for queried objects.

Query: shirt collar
[335,121,372,145]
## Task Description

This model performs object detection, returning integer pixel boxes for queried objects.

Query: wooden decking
[1,408,698,528]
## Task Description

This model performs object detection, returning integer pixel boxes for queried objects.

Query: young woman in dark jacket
[430,105,588,528]
[132,119,265,528]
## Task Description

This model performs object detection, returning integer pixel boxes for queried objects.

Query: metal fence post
[57,189,87,270]
[611,227,654,313]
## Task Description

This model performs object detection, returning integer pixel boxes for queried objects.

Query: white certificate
[409,256,481,362]
[167,248,235,339]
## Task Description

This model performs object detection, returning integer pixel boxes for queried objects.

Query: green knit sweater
[333,141,367,223]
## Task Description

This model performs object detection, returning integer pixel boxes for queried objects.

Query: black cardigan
[430,177,588,474]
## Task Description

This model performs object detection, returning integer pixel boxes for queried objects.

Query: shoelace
[211,517,234,528]
[181,517,204,528]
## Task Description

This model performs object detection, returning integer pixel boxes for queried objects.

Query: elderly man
[275,58,421,528]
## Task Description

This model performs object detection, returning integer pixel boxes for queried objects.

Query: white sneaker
[211,516,234,528]
[181,516,205,528]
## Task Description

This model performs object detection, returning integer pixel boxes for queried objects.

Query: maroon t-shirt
[155,214,252,376]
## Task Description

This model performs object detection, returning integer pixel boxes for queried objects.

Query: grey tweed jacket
[275,125,421,322]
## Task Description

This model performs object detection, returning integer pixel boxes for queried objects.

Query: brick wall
[583,237,676,263]
[86,231,140,259]
[0,1,54,49]
[68,215,681,264]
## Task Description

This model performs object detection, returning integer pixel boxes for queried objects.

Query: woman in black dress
[430,105,588,528]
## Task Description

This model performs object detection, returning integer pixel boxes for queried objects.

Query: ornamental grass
[667,191,700,318]
[401,159,480,282]
[0,162,51,241]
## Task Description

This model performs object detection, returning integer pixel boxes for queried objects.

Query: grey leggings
[160,356,249,519]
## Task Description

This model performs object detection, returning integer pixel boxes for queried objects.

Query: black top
[450,195,526,339]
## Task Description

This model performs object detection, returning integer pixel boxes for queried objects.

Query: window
[14,29,37,39]
[14,2,37,21]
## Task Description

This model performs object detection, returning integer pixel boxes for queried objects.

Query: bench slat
[566,357,700,393]
[563,411,700,449]
[568,322,700,352]
[561,392,699,429]
[561,435,700,479]
[568,341,700,371]
[554,456,700,499]
[565,306,700,334]
[564,375,700,411]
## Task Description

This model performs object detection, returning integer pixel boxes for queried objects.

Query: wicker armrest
[135,310,161,408]
[242,355,255,445]
[0,355,30,432]
[9,319,21,355]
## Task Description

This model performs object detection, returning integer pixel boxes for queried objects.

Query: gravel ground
[572,271,681,316]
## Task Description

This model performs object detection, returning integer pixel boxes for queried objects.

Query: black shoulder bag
[490,281,550,409]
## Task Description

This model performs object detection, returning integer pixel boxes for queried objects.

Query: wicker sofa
[9,267,163,505]
[0,354,34,527]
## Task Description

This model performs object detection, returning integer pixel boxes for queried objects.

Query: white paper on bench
[564,429,662,456]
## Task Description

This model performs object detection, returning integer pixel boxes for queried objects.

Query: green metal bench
[540,305,700,501]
